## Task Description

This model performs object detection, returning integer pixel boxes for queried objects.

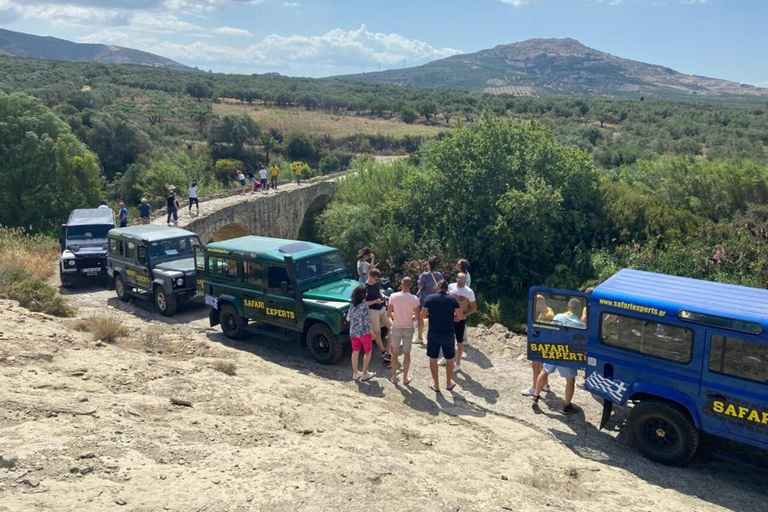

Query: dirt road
[0,283,765,511]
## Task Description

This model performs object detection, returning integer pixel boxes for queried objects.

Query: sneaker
[453,364,462,373]
[416,337,424,344]
[361,371,375,382]
[437,357,446,366]
[576,381,585,390]
[521,387,536,397]
[562,404,578,415]
[353,372,361,381]
[542,384,551,393]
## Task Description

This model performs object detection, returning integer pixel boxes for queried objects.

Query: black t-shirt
[167,195,177,211]
[424,291,459,333]
[366,282,383,310]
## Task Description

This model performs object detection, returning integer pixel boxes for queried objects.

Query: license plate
[87,272,97,277]
[82,268,101,273]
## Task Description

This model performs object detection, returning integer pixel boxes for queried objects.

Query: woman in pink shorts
[348,286,376,381]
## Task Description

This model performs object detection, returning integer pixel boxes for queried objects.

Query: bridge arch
[298,193,332,242]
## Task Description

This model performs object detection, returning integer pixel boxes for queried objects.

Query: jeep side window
[109,238,121,255]
[209,257,239,280]
[709,335,768,384]
[268,266,292,294]
[137,246,147,265]
[244,261,264,288]
[532,292,588,330]
[600,313,693,364]
[126,241,136,260]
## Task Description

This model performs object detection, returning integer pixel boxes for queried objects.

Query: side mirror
[280,281,290,295]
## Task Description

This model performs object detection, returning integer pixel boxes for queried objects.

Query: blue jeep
[59,208,115,288]
[528,269,768,465]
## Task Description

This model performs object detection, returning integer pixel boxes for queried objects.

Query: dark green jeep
[107,225,202,316]
[199,236,359,364]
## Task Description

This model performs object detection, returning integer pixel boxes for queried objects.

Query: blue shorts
[543,364,577,379]
[426,332,455,360]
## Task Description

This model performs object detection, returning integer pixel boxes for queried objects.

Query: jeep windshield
[148,236,200,264]
[294,251,348,284]
[66,225,111,240]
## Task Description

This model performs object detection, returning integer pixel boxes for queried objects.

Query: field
[213,102,447,138]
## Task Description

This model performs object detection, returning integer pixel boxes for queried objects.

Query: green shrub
[214,361,237,376]
[7,277,74,317]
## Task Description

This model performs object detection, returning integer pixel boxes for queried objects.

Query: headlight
[66,260,76,267]
[176,277,184,286]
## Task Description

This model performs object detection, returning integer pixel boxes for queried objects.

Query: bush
[7,277,74,317]
[77,316,129,344]
[318,154,342,175]
[214,361,237,376]
[401,106,419,124]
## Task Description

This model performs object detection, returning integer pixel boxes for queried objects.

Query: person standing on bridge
[188,182,199,216]
[293,161,303,185]
[259,165,268,194]
[270,163,280,190]
[166,189,180,226]
[237,171,247,195]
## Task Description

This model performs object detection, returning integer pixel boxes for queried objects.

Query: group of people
[237,163,281,195]
[348,251,477,393]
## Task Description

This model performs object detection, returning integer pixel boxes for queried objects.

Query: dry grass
[0,228,58,281]
[214,361,237,376]
[75,316,129,344]
[213,103,447,138]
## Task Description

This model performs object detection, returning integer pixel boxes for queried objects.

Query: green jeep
[107,225,202,316]
[199,236,359,364]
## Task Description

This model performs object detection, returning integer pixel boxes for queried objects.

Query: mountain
[339,38,768,100]
[0,29,193,71]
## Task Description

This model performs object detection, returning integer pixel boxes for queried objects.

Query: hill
[0,28,192,71]
[339,38,768,100]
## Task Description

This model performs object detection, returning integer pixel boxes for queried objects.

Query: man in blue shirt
[137,198,152,225]
[118,202,128,228]
[421,280,460,392]
[532,298,586,415]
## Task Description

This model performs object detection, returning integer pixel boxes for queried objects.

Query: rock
[0,453,19,468]
[170,398,193,407]
[490,323,508,334]
[301,429,314,435]
[77,396,89,403]
[22,478,39,488]
[6,356,15,362]
[70,370,86,377]
[115,498,127,506]
[95,340,105,347]
[501,475,509,481]
[78,452,96,459]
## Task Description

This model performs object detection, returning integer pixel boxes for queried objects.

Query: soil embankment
[0,284,766,511]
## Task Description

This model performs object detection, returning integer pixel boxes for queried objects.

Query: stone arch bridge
[152,174,342,243]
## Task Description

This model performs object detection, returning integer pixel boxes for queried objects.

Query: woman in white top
[356,247,374,283]
[188,183,199,215]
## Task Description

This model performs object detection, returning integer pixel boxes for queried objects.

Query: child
[348,285,376,381]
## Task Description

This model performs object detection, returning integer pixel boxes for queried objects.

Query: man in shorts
[365,269,392,363]
[421,280,460,392]
[531,298,585,415]
[447,272,476,373]
[137,198,151,224]
[387,277,420,385]
[259,165,268,193]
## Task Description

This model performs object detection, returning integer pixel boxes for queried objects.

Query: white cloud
[161,0,265,14]
[213,26,253,37]
[80,24,462,76]
[498,0,707,6]
[283,2,300,6]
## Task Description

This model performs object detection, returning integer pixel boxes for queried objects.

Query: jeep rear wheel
[115,275,128,302]
[154,286,177,316]
[306,323,343,365]
[627,400,699,466]
[220,304,247,339]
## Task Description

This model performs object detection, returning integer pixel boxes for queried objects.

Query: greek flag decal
[205,294,219,310]
[585,372,629,403]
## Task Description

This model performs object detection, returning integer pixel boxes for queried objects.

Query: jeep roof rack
[108,225,198,243]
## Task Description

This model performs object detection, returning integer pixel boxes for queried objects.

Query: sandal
[403,377,413,386]
[446,383,457,391]
[429,383,441,393]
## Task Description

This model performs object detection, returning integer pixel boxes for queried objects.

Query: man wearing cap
[118,202,128,227]
[138,198,152,225]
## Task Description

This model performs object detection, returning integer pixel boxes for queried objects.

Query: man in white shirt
[446,272,476,373]
[387,277,420,385]
[259,166,268,194]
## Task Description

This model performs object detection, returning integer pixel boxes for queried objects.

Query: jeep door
[699,329,768,448]
[241,260,267,322]
[527,287,590,369]
[264,265,298,329]
[124,241,151,291]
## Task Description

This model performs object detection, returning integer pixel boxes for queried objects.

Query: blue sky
[0,0,766,86]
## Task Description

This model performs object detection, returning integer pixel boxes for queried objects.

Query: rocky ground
[0,281,766,512]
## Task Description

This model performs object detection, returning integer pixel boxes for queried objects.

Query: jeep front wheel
[60,275,74,289]
[220,304,247,339]
[115,275,128,302]
[306,323,343,365]
[627,400,699,466]
[154,286,178,316]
